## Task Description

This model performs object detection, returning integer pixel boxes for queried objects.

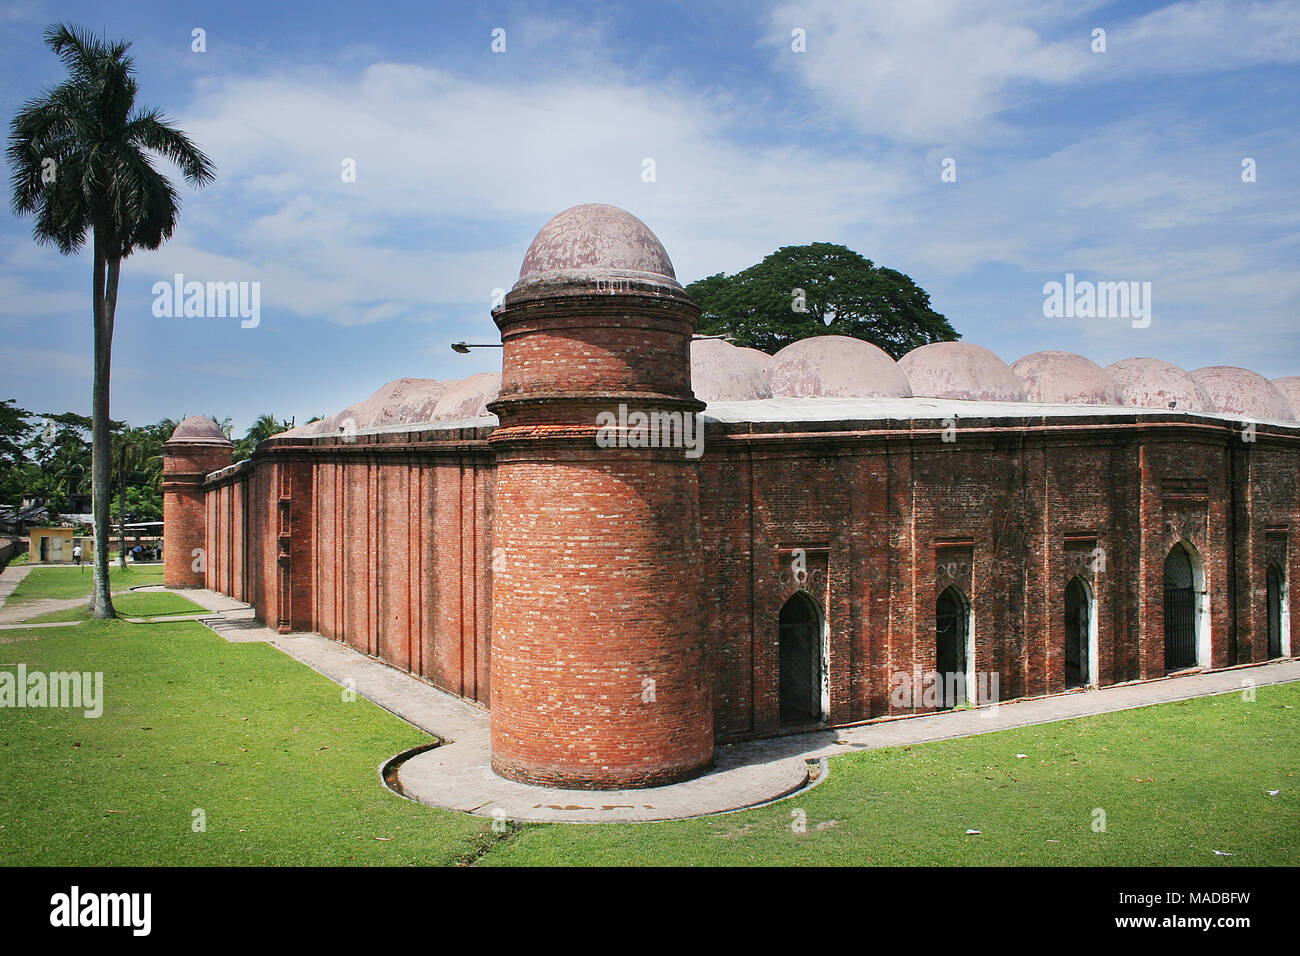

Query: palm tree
[235,413,287,461]
[8,24,215,617]
[206,415,234,440]
[112,425,152,567]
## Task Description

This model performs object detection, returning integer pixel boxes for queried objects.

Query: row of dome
[281,336,1298,438]
[694,336,1300,422]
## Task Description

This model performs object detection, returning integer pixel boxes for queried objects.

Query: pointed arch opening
[1267,563,1284,659]
[936,586,971,710]
[1164,541,1207,672]
[779,591,824,726]
[1064,576,1092,689]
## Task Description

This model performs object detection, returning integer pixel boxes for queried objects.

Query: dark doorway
[1065,578,1089,688]
[1164,546,1197,671]
[1267,564,1283,659]
[779,592,822,725]
[936,586,968,709]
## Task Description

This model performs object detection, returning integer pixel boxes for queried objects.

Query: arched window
[1267,564,1283,659]
[936,586,969,709]
[779,592,823,725]
[1064,577,1090,688]
[1164,545,1198,671]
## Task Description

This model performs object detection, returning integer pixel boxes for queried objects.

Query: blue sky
[1,0,1297,435]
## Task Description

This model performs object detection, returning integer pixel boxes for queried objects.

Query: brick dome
[736,346,773,370]
[768,335,912,399]
[433,371,501,420]
[1106,358,1215,413]
[690,338,772,402]
[1271,376,1300,418]
[1189,366,1296,422]
[296,378,454,436]
[898,342,1027,402]
[169,415,230,443]
[512,203,679,295]
[1011,350,1120,405]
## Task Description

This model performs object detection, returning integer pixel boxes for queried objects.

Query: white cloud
[766,0,1300,144]
[766,0,1099,144]
[164,60,907,326]
[1115,0,1300,74]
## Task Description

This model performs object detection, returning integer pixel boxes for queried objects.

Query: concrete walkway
[742,659,1300,765]
[8,577,1299,824]
[171,588,812,822]
[0,564,31,611]
[180,587,1300,824]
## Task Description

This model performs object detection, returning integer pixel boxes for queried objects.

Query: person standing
[72,543,82,567]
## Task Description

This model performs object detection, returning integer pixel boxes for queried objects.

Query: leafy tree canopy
[0,399,33,466]
[686,242,959,358]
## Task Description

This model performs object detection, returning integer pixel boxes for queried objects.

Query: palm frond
[11,23,215,257]
[123,109,216,187]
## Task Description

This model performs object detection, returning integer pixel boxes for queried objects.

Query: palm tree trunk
[88,239,118,619]
[118,441,127,570]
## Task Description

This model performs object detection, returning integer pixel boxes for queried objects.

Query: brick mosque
[162,203,1300,790]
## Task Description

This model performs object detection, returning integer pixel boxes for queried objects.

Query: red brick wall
[162,439,231,588]
[699,414,1299,740]
[192,408,1300,761]
[202,429,495,705]
[488,447,712,788]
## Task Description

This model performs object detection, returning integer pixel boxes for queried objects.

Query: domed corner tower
[161,416,233,588]
[487,203,713,789]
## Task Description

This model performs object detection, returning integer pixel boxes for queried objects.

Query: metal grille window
[1064,578,1089,687]
[1267,564,1282,659]
[779,592,821,724]
[1164,547,1197,671]
[936,587,968,709]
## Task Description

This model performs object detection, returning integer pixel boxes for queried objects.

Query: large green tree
[111,423,165,563]
[0,400,35,507]
[687,242,959,358]
[8,24,215,616]
[25,412,101,514]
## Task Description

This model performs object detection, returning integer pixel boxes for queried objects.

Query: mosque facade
[163,204,1300,789]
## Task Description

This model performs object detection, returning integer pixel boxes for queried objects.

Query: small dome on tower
[513,204,678,293]
[1106,358,1214,412]
[169,415,231,443]
[690,338,771,402]
[1189,366,1296,421]
[768,335,911,399]
[1010,351,1120,405]
[899,342,1027,402]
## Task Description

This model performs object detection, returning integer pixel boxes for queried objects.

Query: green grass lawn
[24,591,208,624]
[0,616,1296,866]
[488,686,1299,866]
[0,619,486,865]
[7,564,164,604]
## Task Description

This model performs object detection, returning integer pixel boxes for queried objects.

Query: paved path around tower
[7,578,1299,824]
